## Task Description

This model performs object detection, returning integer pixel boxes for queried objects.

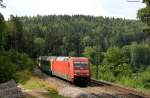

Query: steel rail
[91,79,150,98]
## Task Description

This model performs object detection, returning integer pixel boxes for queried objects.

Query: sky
[0,0,146,20]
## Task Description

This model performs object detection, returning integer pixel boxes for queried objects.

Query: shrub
[83,47,102,65]
[0,54,16,83]
[137,67,150,89]
[113,63,132,77]
[103,47,128,66]
[0,50,34,83]
[14,70,31,84]
[7,50,34,71]
[98,64,115,82]
[91,64,115,82]
[117,76,143,88]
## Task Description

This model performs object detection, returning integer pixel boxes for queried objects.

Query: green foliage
[0,13,5,50]
[122,43,150,71]
[93,63,132,82]
[83,47,102,64]
[0,53,16,83]
[103,47,128,66]
[0,13,5,32]
[34,37,45,56]
[83,47,102,79]
[138,0,150,45]
[97,64,115,82]
[4,15,24,52]
[18,15,146,57]
[93,44,150,90]
[137,66,150,89]
[0,13,150,91]
[138,0,150,26]
[7,50,34,70]
[117,68,150,89]
[0,50,33,83]
[15,70,31,84]
[69,51,77,56]
[114,63,132,77]
[117,76,142,88]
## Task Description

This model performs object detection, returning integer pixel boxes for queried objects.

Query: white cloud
[98,0,145,19]
[0,0,146,20]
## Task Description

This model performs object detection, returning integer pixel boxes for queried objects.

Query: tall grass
[91,65,150,91]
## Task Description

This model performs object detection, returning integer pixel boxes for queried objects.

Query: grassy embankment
[91,65,150,93]
[16,70,67,98]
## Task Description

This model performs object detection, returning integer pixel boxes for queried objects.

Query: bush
[0,54,16,83]
[83,47,102,65]
[117,76,143,88]
[103,47,128,66]
[0,50,34,83]
[98,64,115,82]
[113,63,132,77]
[91,64,115,82]
[137,67,150,89]
[14,70,31,84]
[15,53,34,70]
[7,50,34,71]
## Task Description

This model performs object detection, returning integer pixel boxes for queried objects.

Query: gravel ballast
[59,87,99,98]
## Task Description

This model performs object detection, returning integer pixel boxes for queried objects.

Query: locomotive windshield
[74,62,88,67]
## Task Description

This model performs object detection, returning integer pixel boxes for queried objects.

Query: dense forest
[19,15,147,57]
[0,0,150,90]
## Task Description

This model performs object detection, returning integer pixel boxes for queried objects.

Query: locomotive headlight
[74,70,80,73]
[74,70,89,73]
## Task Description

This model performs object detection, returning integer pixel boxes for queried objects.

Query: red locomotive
[37,56,91,85]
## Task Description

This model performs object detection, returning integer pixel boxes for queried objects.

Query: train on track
[37,56,91,85]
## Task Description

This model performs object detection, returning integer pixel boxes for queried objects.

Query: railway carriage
[37,56,56,75]
[37,56,91,85]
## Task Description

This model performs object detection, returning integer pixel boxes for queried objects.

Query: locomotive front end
[73,57,91,85]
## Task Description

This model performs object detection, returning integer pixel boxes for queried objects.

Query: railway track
[35,68,150,98]
[90,79,150,98]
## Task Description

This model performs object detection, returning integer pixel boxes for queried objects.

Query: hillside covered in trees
[20,15,150,89]
[19,15,147,57]
[1,14,150,90]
